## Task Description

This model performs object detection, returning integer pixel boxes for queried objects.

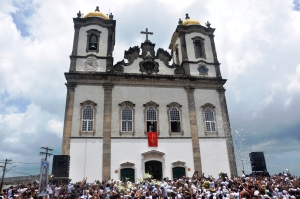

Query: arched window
[167,102,183,135]
[89,34,98,50]
[204,108,216,132]
[82,106,94,132]
[86,29,101,53]
[80,100,97,135]
[170,107,181,132]
[201,103,218,135]
[143,101,159,134]
[119,101,135,135]
[194,41,202,57]
[146,107,157,132]
[192,36,206,59]
[121,106,133,132]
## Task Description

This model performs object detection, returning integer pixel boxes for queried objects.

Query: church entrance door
[120,168,135,182]
[145,161,162,180]
[172,167,185,179]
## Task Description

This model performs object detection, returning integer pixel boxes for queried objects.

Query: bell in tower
[89,34,98,50]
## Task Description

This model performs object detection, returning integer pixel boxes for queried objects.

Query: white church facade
[61,7,237,182]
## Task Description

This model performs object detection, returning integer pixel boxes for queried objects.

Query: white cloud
[284,98,292,108]
[47,118,63,137]
[287,65,300,92]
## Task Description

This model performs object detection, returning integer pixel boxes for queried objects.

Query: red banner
[148,132,158,147]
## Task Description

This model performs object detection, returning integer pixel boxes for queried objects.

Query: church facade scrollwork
[139,55,159,74]
[124,46,140,66]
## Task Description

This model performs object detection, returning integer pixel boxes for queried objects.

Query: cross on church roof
[140,28,153,42]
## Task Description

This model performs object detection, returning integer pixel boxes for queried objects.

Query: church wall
[77,25,108,56]
[110,138,194,180]
[69,138,103,182]
[71,85,104,137]
[199,138,231,177]
[185,33,214,63]
[75,58,106,72]
[194,89,225,137]
[111,86,191,137]
[189,63,216,77]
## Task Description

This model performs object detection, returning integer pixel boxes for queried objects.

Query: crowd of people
[1,172,299,199]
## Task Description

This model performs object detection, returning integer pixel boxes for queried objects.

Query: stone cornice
[73,17,116,29]
[64,72,227,89]
[176,24,215,36]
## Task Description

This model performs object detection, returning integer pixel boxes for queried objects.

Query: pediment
[120,161,135,167]
[172,160,186,167]
[142,150,165,160]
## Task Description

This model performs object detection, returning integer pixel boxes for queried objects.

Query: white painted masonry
[185,32,214,63]
[69,138,103,182]
[194,89,225,137]
[199,138,231,177]
[111,86,191,137]
[110,138,194,180]
[77,25,108,56]
[71,85,104,137]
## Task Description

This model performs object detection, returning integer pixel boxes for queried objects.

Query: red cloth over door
[148,132,158,147]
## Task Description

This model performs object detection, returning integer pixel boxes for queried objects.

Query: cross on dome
[140,28,153,42]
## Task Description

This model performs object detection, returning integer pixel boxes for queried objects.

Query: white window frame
[119,101,135,135]
[201,103,218,135]
[79,100,97,136]
[167,102,184,135]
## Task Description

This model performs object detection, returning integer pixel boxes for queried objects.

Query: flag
[148,132,158,147]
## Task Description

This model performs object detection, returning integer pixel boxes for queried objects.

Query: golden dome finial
[182,13,200,26]
[83,6,109,20]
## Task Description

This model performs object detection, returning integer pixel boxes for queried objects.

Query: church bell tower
[69,6,115,73]
[62,7,115,156]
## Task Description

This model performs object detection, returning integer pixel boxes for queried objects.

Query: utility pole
[40,147,53,161]
[0,159,12,191]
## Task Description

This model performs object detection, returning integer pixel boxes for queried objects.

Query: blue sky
[0,0,300,178]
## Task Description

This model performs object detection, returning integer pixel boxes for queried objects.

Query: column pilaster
[185,86,202,174]
[102,83,114,180]
[179,32,190,75]
[217,88,238,176]
[62,82,76,155]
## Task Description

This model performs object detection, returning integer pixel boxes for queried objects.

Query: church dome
[182,19,200,26]
[181,13,200,26]
[83,6,109,20]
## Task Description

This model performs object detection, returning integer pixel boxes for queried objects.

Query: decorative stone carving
[156,48,172,67]
[110,60,125,74]
[142,150,165,160]
[139,52,159,75]
[141,41,155,58]
[120,161,135,167]
[124,46,140,66]
[109,46,140,73]
[172,160,186,167]
[156,48,185,76]
[174,67,185,75]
